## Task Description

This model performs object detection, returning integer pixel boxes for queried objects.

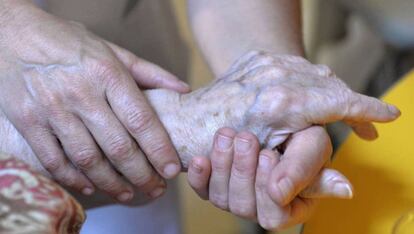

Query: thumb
[105,41,190,93]
[299,168,353,199]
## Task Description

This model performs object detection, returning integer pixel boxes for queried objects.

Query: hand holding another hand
[0,1,189,201]
[188,127,351,230]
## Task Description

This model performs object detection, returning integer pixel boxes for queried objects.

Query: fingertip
[258,149,278,170]
[163,163,181,179]
[351,122,378,141]
[188,156,210,200]
[332,181,354,199]
[387,104,401,118]
[176,81,191,93]
[190,156,210,175]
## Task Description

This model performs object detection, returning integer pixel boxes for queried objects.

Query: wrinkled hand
[0,2,189,201]
[179,50,399,206]
[187,127,352,230]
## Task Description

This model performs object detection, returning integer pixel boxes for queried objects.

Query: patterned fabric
[0,153,85,234]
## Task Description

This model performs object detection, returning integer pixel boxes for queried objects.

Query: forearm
[187,0,304,76]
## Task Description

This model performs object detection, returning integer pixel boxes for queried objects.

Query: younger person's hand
[187,127,352,230]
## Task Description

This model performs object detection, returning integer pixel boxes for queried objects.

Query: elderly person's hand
[179,50,399,206]
[0,1,189,202]
[0,48,399,207]
[188,127,351,230]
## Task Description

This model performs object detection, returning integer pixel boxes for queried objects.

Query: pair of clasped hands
[0,2,400,230]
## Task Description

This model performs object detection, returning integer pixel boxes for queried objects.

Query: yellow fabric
[303,71,414,234]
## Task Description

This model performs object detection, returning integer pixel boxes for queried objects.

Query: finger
[344,93,400,123]
[104,67,181,180]
[255,149,286,230]
[187,156,211,200]
[268,126,332,206]
[23,126,93,193]
[49,112,136,201]
[346,121,378,140]
[209,127,237,210]
[283,197,318,229]
[228,131,260,219]
[299,168,353,199]
[256,149,318,231]
[76,100,165,198]
[105,41,190,93]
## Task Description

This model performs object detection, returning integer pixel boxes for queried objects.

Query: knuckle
[126,109,154,135]
[92,59,122,84]
[146,143,173,162]
[264,86,293,109]
[65,86,91,103]
[107,136,133,159]
[130,173,153,188]
[99,180,123,194]
[18,107,39,126]
[41,155,61,172]
[40,93,62,110]
[72,149,99,170]
[60,173,78,188]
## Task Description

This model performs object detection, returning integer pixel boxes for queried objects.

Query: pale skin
[0,50,400,228]
[186,0,400,229]
[0,0,401,231]
[0,0,189,202]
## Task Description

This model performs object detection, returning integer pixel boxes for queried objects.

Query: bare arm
[187,0,304,76]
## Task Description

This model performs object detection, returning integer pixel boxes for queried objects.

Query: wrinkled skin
[0,51,399,199]
[0,1,190,202]
[168,51,399,166]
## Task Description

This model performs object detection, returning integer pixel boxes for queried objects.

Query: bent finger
[76,101,164,197]
[268,126,332,206]
[24,126,93,193]
[187,156,211,200]
[49,112,135,201]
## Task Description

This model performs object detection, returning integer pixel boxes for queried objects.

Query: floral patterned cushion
[0,153,85,234]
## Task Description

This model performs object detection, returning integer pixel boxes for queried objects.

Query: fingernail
[117,192,133,202]
[216,134,233,151]
[191,160,203,174]
[82,187,94,195]
[275,177,294,204]
[333,182,353,199]
[388,105,401,117]
[164,163,180,179]
[259,154,271,170]
[149,187,165,199]
[179,81,190,89]
[235,138,251,153]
